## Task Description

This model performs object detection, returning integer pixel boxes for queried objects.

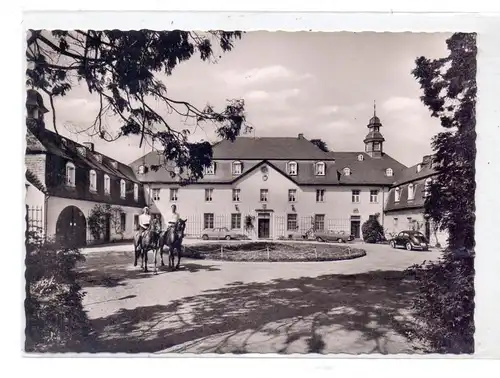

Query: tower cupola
[363,100,385,158]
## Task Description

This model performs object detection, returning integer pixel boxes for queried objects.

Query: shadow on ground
[80,269,426,354]
[78,252,220,288]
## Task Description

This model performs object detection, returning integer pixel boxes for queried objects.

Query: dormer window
[357,154,364,161]
[417,164,422,173]
[424,178,432,197]
[120,179,126,199]
[110,161,118,169]
[288,161,298,176]
[386,168,393,177]
[104,174,111,195]
[65,162,76,187]
[134,183,139,201]
[89,170,97,192]
[315,162,325,176]
[408,183,415,201]
[343,167,351,176]
[205,162,216,175]
[138,165,145,174]
[395,187,401,202]
[94,153,102,163]
[232,161,242,175]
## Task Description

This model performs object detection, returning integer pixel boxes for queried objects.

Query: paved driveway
[79,242,442,354]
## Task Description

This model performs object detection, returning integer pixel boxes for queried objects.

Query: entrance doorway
[350,216,361,239]
[55,206,87,247]
[258,213,271,239]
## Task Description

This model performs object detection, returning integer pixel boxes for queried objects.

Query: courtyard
[78,242,443,354]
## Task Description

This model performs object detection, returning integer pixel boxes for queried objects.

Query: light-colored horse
[154,219,187,274]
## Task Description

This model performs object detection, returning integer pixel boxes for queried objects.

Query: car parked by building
[201,227,248,241]
[389,230,429,251]
[311,230,354,243]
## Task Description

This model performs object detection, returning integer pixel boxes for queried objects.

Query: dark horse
[133,218,160,273]
[154,218,187,274]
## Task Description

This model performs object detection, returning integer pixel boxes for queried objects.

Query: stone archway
[55,206,87,248]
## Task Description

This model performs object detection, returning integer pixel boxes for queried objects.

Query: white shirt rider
[139,207,151,231]
[168,204,180,228]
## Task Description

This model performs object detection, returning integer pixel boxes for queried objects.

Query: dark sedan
[389,231,429,251]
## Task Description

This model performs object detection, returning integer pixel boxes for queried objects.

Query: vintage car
[389,230,429,251]
[201,227,248,241]
[312,230,354,243]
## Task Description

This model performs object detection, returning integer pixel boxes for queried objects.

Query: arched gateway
[55,206,87,247]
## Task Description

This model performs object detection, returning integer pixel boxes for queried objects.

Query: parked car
[283,229,307,240]
[201,227,248,240]
[389,230,429,251]
[313,230,353,243]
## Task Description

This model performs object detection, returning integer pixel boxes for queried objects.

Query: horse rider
[137,206,151,244]
[164,204,180,238]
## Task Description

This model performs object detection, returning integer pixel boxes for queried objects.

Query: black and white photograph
[24,29,476,355]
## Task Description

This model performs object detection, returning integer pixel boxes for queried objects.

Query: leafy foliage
[406,254,475,353]
[407,32,476,353]
[25,240,93,352]
[88,203,124,241]
[361,213,385,243]
[412,32,476,251]
[26,30,251,182]
[244,215,255,232]
[310,139,329,152]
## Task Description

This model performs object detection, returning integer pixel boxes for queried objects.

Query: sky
[39,32,452,167]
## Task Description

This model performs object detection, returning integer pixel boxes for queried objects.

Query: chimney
[422,155,432,165]
[298,133,304,139]
[83,142,95,152]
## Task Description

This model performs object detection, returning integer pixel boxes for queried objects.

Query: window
[204,213,214,229]
[120,179,126,199]
[316,189,325,202]
[314,214,325,232]
[417,164,422,173]
[134,184,139,201]
[358,154,364,161]
[134,214,139,230]
[370,190,379,203]
[205,162,216,175]
[288,161,298,176]
[138,165,145,174]
[373,142,381,151]
[395,187,401,202]
[288,189,297,202]
[89,169,97,192]
[231,213,241,229]
[424,178,432,197]
[152,188,160,201]
[343,167,351,176]
[408,183,415,201]
[315,162,325,176]
[65,162,75,187]
[205,188,213,202]
[260,189,268,202]
[386,168,393,177]
[232,188,240,202]
[352,189,361,203]
[287,214,298,231]
[232,161,242,175]
[120,213,126,232]
[170,188,178,201]
[104,174,111,195]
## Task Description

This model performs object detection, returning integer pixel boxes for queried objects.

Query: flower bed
[183,241,366,262]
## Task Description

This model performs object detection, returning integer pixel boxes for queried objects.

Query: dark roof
[25,169,47,194]
[131,144,407,186]
[368,116,381,126]
[327,152,407,185]
[27,127,140,183]
[26,89,49,113]
[363,130,385,143]
[392,159,437,186]
[211,136,335,160]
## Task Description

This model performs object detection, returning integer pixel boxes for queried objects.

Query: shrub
[405,250,475,353]
[25,240,94,352]
[361,214,385,243]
